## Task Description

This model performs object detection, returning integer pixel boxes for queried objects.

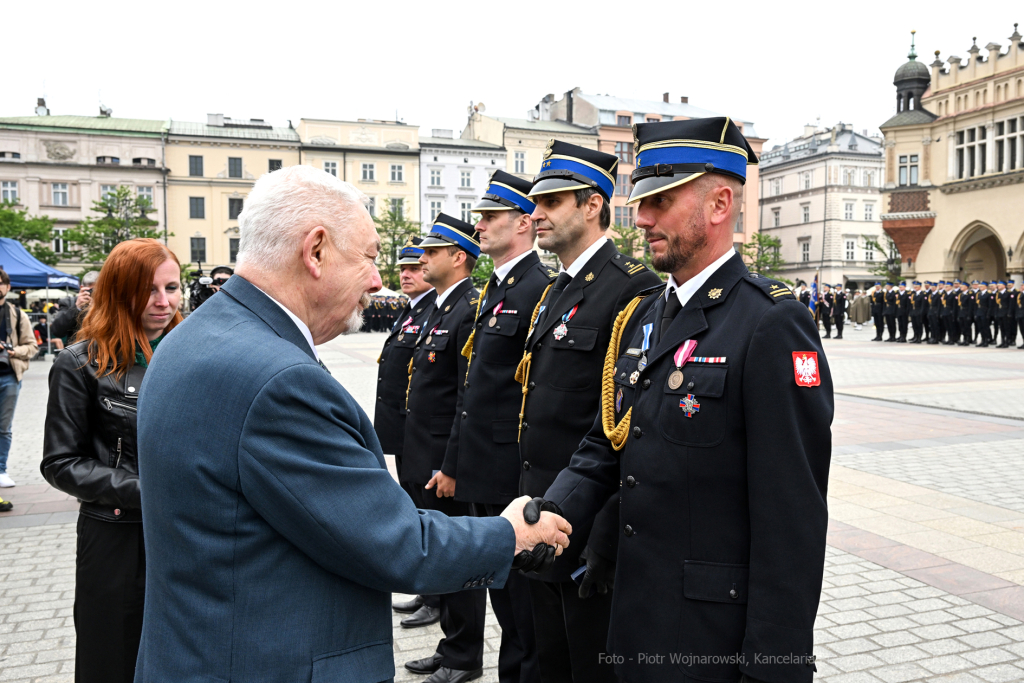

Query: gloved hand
[523,497,563,524]
[511,544,557,572]
[577,545,616,599]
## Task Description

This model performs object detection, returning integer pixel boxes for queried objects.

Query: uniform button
[623,525,633,537]
[486,577,494,586]
[496,326,501,330]
[523,461,531,471]
[688,381,694,390]
[523,422,529,430]
[642,379,651,389]
[528,381,535,390]
[568,339,575,346]
[729,589,738,599]
[378,377,382,382]
[377,396,382,401]
[114,509,121,516]
[462,412,467,419]
[626,476,636,488]
[476,323,482,329]
[632,426,642,439]
[464,581,472,589]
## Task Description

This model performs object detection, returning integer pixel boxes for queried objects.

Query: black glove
[523,497,562,524]
[511,544,557,573]
[577,545,616,599]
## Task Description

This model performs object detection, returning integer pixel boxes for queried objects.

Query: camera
[188,264,233,312]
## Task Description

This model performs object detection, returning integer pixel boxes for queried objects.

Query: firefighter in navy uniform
[1007,280,1019,347]
[376,238,440,626]
[402,214,485,683]
[517,140,661,682]
[1015,282,1024,349]
[439,171,554,683]
[883,283,898,341]
[927,282,943,344]
[957,281,974,346]
[909,281,926,343]
[995,281,1011,347]
[819,283,834,338]
[941,281,958,344]
[870,283,885,341]
[975,281,993,347]
[895,281,910,342]
[524,117,833,683]
[832,284,847,339]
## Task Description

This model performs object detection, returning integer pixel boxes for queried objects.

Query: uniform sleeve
[738,299,832,682]
[440,300,476,478]
[238,363,516,595]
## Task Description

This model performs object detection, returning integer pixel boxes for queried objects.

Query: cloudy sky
[6,1,1021,150]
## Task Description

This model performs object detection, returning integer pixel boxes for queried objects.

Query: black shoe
[400,604,441,628]
[1018,344,1024,349]
[405,652,444,675]
[393,595,425,614]
[885,338,895,342]
[835,335,843,340]
[0,498,11,512]
[872,337,882,341]
[897,338,907,343]
[424,667,483,683]
[824,333,831,339]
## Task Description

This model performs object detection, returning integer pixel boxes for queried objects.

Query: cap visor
[472,197,514,212]
[419,235,456,249]
[397,257,423,265]
[527,177,590,199]
[626,172,703,205]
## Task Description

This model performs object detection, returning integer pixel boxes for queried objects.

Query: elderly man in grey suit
[135,165,571,683]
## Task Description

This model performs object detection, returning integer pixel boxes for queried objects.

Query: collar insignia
[585,272,595,282]
[508,276,514,284]
[708,288,723,300]
[444,305,451,311]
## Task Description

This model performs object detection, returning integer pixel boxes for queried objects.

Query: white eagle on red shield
[792,351,820,387]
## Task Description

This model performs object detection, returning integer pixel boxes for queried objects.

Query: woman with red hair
[42,238,182,683]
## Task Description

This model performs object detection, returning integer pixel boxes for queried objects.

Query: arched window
[909,95,915,110]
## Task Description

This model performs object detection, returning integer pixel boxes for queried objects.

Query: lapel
[221,275,317,362]
[479,252,539,322]
[646,252,748,368]
[423,278,473,339]
[534,240,617,340]
[389,289,437,338]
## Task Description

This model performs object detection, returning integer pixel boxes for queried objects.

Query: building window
[190,237,206,264]
[429,199,442,218]
[1,181,17,203]
[615,174,630,196]
[132,157,156,166]
[771,178,782,196]
[845,239,856,261]
[460,170,472,188]
[801,205,810,223]
[772,208,780,228]
[324,161,337,177]
[367,196,375,217]
[617,115,632,126]
[863,170,875,187]
[614,142,633,165]
[0,152,21,159]
[460,201,473,223]
[390,164,404,182]
[229,238,240,263]
[53,228,65,254]
[362,163,375,181]
[228,197,244,220]
[801,241,810,262]
[843,168,855,186]
[844,202,854,220]
[514,152,525,174]
[803,172,812,189]
[189,197,205,219]
[52,183,69,206]
[865,245,874,261]
[137,186,153,208]
[96,156,120,165]
[864,203,874,221]
[189,155,203,177]
[734,213,744,233]
[614,206,634,228]
[390,198,403,219]
[268,159,282,172]
[101,185,117,201]
[430,168,442,186]
[227,158,242,178]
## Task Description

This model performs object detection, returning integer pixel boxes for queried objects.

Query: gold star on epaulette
[585,272,595,282]
[708,288,723,299]
[508,276,514,284]
[469,298,479,305]
[547,269,557,277]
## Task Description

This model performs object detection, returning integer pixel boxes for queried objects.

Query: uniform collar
[561,237,608,278]
[493,249,533,285]
[665,248,736,308]
[409,288,435,308]
[434,277,470,309]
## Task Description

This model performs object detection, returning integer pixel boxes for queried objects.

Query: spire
[1010,23,1021,43]
[908,30,918,60]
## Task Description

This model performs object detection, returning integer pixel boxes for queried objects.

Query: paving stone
[960,647,1018,666]
[829,638,883,656]
[973,663,1024,682]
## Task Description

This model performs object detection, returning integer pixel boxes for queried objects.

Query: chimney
[663,92,670,103]
[35,98,49,116]
[680,96,688,104]
[565,90,574,124]
[207,113,224,127]
[431,129,453,139]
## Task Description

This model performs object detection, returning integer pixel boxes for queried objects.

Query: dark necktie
[661,288,682,339]
[550,271,572,302]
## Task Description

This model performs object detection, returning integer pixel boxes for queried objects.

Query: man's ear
[588,193,604,221]
[516,211,534,235]
[302,226,329,278]
[707,184,735,228]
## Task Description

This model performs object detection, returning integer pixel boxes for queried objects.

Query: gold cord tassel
[516,282,554,440]
[601,296,644,451]
[404,357,414,410]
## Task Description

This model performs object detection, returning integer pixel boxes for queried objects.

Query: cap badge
[708,288,723,299]
[544,139,554,159]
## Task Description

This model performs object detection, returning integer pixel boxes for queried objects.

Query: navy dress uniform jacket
[519,239,662,580]
[374,290,437,459]
[135,276,513,683]
[403,278,479,486]
[546,254,833,683]
[445,252,556,505]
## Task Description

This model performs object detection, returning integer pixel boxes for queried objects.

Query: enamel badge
[680,394,700,417]
[428,351,436,363]
[792,352,820,387]
[615,387,623,412]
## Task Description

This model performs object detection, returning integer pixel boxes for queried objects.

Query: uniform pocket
[548,325,598,351]
[675,560,748,681]
[683,560,749,604]
[659,365,727,447]
[425,336,449,351]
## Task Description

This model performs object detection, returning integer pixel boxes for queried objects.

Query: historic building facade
[166,115,299,268]
[533,89,765,248]
[298,119,420,226]
[419,130,504,228]
[880,28,1024,282]
[0,103,167,272]
[758,124,886,288]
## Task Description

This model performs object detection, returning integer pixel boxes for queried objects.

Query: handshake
[500,496,571,573]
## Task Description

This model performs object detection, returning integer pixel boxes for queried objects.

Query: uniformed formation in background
[371,117,832,683]
[361,295,403,332]
[796,280,1024,348]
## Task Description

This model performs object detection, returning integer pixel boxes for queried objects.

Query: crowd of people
[360,294,406,332]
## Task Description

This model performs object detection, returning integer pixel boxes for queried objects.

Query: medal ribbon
[561,304,579,325]
[397,315,413,332]
[673,339,698,371]
[641,324,653,352]
[492,300,504,316]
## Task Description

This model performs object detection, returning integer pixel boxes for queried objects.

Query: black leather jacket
[41,340,146,523]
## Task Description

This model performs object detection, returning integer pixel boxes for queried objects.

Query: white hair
[236,165,369,271]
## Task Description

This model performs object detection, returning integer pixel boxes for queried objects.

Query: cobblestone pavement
[5,327,1024,682]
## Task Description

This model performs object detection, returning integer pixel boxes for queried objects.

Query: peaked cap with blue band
[474,170,536,214]
[528,140,618,201]
[627,116,759,205]
[419,213,481,259]
[397,236,426,265]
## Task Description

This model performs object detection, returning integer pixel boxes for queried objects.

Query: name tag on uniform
[624,348,642,357]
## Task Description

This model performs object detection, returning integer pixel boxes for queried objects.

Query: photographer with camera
[51,270,101,344]
[188,264,233,312]
[0,268,40,489]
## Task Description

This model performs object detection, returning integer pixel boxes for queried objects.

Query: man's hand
[425,471,456,498]
[75,288,92,311]
[501,495,571,558]
[577,545,616,599]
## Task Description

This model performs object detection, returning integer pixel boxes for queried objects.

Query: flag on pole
[809,271,818,316]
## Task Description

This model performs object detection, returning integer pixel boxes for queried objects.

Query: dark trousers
[897,314,909,340]
[833,315,844,338]
[992,317,1001,342]
[873,313,884,338]
[911,316,923,340]
[884,314,896,340]
[928,316,940,341]
[528,579,617,683]
[1010,317,1020,344]
[1018,318,1024,343]
[923,316,931,339]
[942,315,955,342]
[403,481,486,670]
[959,318,972,343]
[471,503,541,683]
[821,315,832,336]
[75,514,145,683]
[976,316,991,344]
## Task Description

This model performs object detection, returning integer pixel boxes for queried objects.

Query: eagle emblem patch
[792,352,820,387]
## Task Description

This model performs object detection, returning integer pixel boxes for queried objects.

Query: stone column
[921,137,932,185]
[1017,132,1024,172]
[947,128,957,180]
[985,122,996,174]
[885,140,896,188]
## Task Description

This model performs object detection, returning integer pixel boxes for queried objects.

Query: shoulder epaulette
[540,265,559,280]
[636,283,668,297]
[610,253,651,277]
[745,274,796,303]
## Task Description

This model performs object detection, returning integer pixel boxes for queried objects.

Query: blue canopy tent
[0,238,79,289]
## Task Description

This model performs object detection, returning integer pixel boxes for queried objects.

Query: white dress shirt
[434,277,470,309]
[561,237,609,278]
[665,249,736,308]
[493,250,533,286]
[408,288,435,308]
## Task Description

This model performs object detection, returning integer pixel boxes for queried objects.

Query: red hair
[78,238,183,378]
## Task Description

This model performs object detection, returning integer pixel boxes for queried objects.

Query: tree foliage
[864,234,902,283]
[611,223,654,271]
[373,198,421,290]
[471,254,494,289]
[738,232,791,284]
[64,185,161,265]
[0,201,58,265]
